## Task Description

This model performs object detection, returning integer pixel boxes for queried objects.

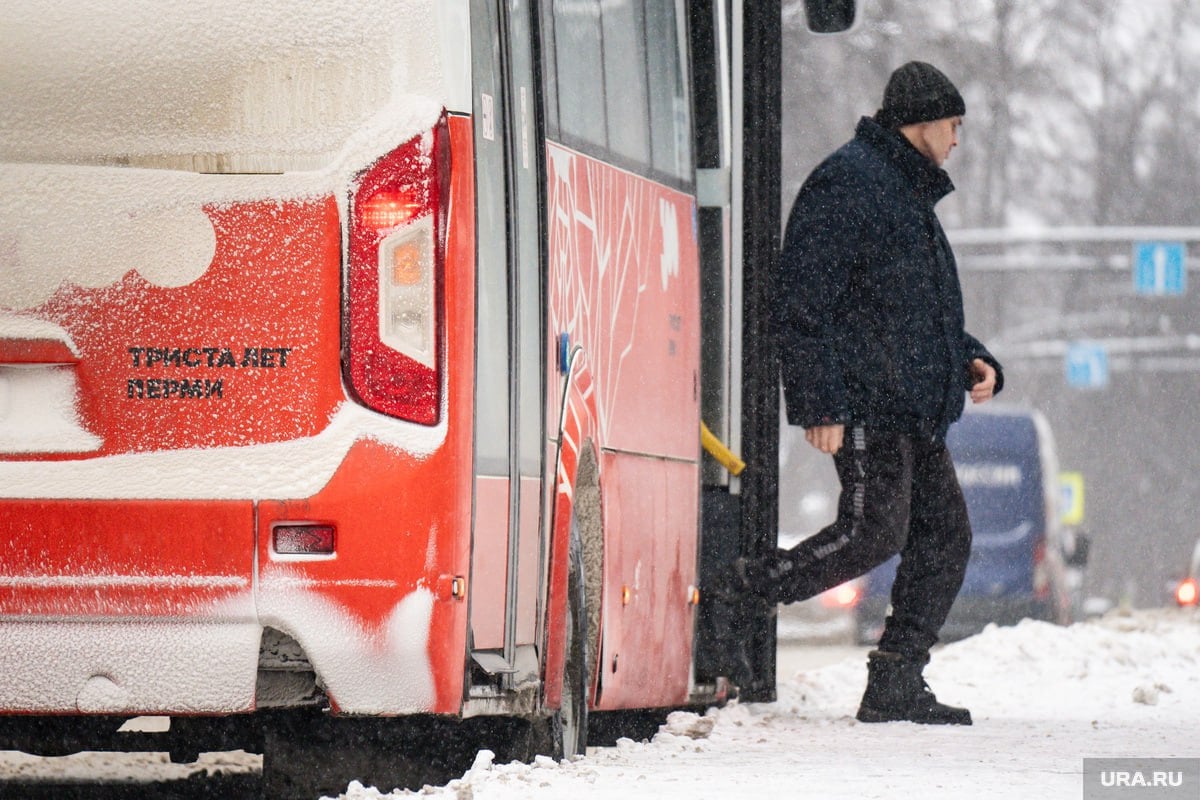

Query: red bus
[0,0,852,794]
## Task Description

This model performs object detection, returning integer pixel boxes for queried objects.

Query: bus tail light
[347,122,445,425]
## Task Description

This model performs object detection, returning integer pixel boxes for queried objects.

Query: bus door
[689,0,781,701]
[691,0,856,701]
[468,0,546,684]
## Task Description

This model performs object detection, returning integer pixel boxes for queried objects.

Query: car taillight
[820,581,861,608]
[1032,539,1049,599]
[347,122,445,425]
[1176,578,1198,607]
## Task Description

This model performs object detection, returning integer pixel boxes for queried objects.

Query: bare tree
[783,0,1200,229]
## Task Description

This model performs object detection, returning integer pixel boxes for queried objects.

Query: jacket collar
[854,116,955,205]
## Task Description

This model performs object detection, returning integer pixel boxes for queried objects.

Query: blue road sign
[1065,342,1108,389]
[1133,241,1186,296]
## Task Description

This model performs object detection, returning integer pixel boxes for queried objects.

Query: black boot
[855,650,972,725]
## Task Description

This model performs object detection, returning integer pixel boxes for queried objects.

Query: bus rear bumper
[0,617,261,715]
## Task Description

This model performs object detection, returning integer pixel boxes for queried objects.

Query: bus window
[552,0,606,149]
[507,0,545,482]
[472,0,511,475]
[601,0,650,165]
[646,0,692,181]
[540,0,560,136]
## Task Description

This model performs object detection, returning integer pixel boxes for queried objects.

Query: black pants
[779,426,972,658]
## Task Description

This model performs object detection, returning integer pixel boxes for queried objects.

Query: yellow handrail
[700,422,746,476]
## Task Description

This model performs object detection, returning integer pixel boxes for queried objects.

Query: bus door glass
[469,0,545,670]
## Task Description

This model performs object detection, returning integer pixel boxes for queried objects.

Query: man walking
[740,62,1003,724]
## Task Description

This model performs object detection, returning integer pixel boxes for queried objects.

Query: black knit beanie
[874,61,965,129]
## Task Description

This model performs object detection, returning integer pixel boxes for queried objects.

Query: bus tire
[514,516,591,763]
[553,525,590,758]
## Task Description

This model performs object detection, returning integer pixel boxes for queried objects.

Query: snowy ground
[1,607,1196,798]
[343,607,1198,800]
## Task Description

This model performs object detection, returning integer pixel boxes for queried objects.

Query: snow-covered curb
[337,608,1198,799]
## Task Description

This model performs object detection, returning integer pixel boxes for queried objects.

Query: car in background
[775,571,861,644]
[1173,538,1200,607]
[854,406,1086,643]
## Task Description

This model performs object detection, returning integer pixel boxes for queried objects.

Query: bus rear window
[0,2,444,173]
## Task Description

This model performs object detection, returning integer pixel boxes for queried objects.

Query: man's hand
[969,359,997,404]
[805,424,844,454]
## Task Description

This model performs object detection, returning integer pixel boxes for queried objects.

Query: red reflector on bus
[273,524,336,555]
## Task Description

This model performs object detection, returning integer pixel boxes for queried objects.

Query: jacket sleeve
[777,169,874,428]
[962,331,1004,395]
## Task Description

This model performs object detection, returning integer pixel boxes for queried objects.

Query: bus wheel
[554,527,590,758]
[516,522,590,763]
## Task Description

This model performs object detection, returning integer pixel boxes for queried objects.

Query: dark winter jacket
[778,116,1003,441]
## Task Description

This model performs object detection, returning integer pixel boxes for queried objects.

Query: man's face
[915,116,962,166]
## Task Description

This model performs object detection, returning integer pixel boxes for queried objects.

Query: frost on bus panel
[0,313,100,453]
[0,366,102,452]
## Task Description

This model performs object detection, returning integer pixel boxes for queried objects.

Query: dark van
[855,406,1076,643]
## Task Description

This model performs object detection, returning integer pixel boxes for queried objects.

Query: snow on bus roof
[1,1,452,310]
[0,0,448,174]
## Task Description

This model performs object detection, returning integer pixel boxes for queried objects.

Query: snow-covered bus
[0,0,854,794]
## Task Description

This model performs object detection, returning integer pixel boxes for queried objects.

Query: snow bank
[334,608,1199,799]
[0,608,1194,795]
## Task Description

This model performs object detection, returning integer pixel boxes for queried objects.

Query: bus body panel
[5,197,343,460]
[0,499,258,714]
[0,499,253,618]
[0,114,477,718]
[470,476,512,651]
[545,142,701,463]
[257,439,472,716]
[252,113,477,716]
[514,474,542,645]
[0,192,344,717]
[0,619,261,716]
[544,141,702,709]
[595,452,697,710]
